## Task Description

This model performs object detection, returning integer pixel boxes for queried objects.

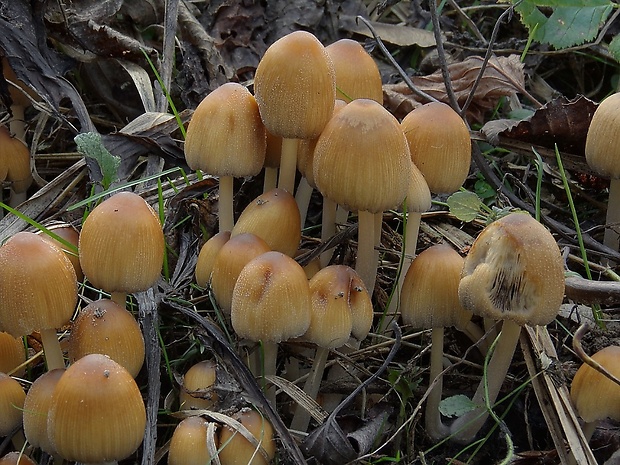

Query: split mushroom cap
[68,298,145,378]
[325,38,383,103]
[0,126,32,194]
[47,353,146,463]
[195,230,231,288]
[231,188,301,257]
[179,359,218,410]
[401,244,471,330]
[570,345,620,423]
[0,231,77,337]
[79,191,165,294]
[458,212,565,326]
[210,233,271,314]
[585,92,620,178]
[218,409,276,465]
[0,372,25,437]
[0,452,37,465]
[22,368,65,454]
[0,331,25,376]
[401,101,471,194]
[168,416,214,465]
[254,30,335,139]
[313,98,412,214]
[231,251,311,343]
[184,82,266,177]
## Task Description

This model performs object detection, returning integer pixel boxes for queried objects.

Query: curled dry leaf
[384,55,525,123]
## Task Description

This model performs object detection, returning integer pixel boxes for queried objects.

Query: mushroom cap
[570,345,620,423]
[406,161,432,213]
[325,39,383,104]
[0,126,32,193]
[79,191,165,294]
[0,372,25,437]
[0,452,37,465]
[585,92,620,178]
[231,188,301,257]
[231,251,311,343]
[401,243,472,330]
[23,368,65,454]
[179,360,218,410]
[47,353,146,463]
[38,223,83,282]
[0,331,26,376]
[0,231,77,337]
[168,416,213,465]
[195,231,231,288]
[218,409,276,465]
[313,98,412,213]
[184,82,266,177]
[458,212,565,326]
[254,30,336,139]
[210,233,271,314]
[68,298,145,378]
[401,102,471,194]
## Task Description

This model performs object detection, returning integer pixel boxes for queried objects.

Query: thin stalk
[218,175,234,233]
[110,292,127,308]
[290,346,330,432]
[320,197,337,268]
[40,327,64,371]
[426,328,450,440]
[295,177,314,228]
[262,341,278,407]
[278,138,298,194]
[263,167,278,193]
[355,210,377,295]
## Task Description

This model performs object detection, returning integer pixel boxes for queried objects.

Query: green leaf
[74,132,120,189]
[439,394,477,418]
[609,34,620,63]
[511,0,613,49]
[447,191,483,222]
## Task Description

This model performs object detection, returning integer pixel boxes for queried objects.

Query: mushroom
[38,222,83,282]
[230,188,301,257]
[47,353,147,464]
[0,125,33,207]
[313,98,412,294]
[79,191,165,307]
[231,251,311,404]
[0,372,25,440]
[0,332,25,377]
[401,101,471,195]
[0,231,77,371]
[68,298,145,378]
[179,360,218,411]
[253,30,336,194]
[0,452,37,465]
[168,416,215,465]
[450,212,565,442]
[184,82,266,232]
[218,408,276,465]
[195,230,231,288]
[584,92,620,254]
[400,243,480,440]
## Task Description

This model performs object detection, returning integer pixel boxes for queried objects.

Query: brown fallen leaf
[384,55,525,123]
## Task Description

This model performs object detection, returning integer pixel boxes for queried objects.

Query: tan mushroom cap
[570,345,620,423]
[0,452,37,465]
[195,230,231,288]
[218,409,276,465]
[23,368,65,454]
[313,98,412,214]
[231,251,311,343]
[168,416,214,465]
[401,243,472,330]
[47,353,146,463]
[325,39,383,104]
[68,298,145,378]
[0,331,25,376]
[0,231,77,337]
[79,191,165,294]
[231,188,301,257]
[38,223,83,282]
[180,359,218,410]
[254,30,336,139]
[184,82,266,177]
[0,126,32,194]
[406,161,432,213]
[585,92,620,178]
[458,212,565,326]
[401,102,471,194]
[0,372,25,437]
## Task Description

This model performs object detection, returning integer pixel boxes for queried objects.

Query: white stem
[263,167,278,193]
[40,327,65,371]
[295,177,314,228]
[356,210,377,296]
[218,175,234,233]
[290,346,329,433]
[459,320,488,356]
[335,205,349,225]
[320,197,337,268]
[262,341,278,407]
[277,138,298,194]
[426,328,450,440]
[603,178,620,260]
[449,320,522,442]
[110,292,127,308]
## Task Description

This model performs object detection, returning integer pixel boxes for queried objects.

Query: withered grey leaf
[301,323,401,464]
[44,0,124,24]
[340,15,437,48]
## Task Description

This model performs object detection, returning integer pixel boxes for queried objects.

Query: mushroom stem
[110,292,127,308]
[295,176,314,228]
[603,178,620,258]
[426,327,450,440]
[261,341,279,406]
[449,320,522,442]
[40,327,65,371]
[218,175,234,233]
[278,138,298,194]
[290,345,330,432]
[320,197,337,268]
[459,320,488,356]
[263,167,278,193]
[355,210,377,296]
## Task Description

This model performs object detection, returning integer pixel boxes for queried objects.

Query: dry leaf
[384,55,526,123]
